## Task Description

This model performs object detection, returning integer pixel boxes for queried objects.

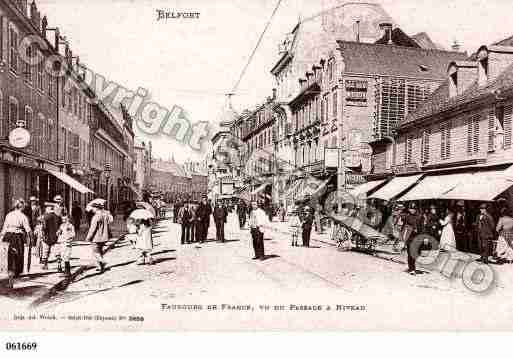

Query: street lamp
[104,163,112,211]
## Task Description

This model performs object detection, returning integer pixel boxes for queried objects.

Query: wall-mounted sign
[220,182,235,195]
[8,127,30,149]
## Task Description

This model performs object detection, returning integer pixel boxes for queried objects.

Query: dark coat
[213,205,227,223]
[43,212,61,245]
[24,205,41,230]
[196,203,212,224]
[476,212,496,240]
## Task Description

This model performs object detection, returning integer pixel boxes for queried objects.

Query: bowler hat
[409,202,417,209]
[456,200,465,206]
[480,203,488,209]
[29,196,38,202]
[53,195,63,202]
[44,202,56,207]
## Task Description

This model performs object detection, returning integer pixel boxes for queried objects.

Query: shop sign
[8,127,31,149]
[324,147,339,168]
[220,182,234,195]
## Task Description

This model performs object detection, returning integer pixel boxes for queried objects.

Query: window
[468,114,480,154]
[324,95,329,123]
[71,133,80,163]
[48,73,54,98]
[37,52,44,90]
[8,97,18,130]
[9,27,17,73]
[407,83,431,114]
[24,45,33,83]
[421,129,430,163]
[405,135,413,164]
[345,80,368,106]
[504,105,513,150]
[440,121,451,160]
[24,106,32,133]
[332,90,337,119]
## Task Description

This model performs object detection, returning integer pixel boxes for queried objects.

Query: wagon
[329,214,388,252]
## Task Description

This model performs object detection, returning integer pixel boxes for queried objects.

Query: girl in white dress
[439,209,456,251]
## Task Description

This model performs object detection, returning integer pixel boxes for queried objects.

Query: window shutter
[446,121,451,158]
[488,109,495,151]
[422,129,430,163]
[504,104,512,149]
[473,115,480,153]
[467,118,473,153]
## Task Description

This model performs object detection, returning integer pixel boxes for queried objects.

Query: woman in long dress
[496,207,513,263]
[439,209,456,251]
[225,204,240,241]
[136,219,154,265]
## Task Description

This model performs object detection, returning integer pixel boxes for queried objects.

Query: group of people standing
[175,197,213,244]
[0,195,114,288]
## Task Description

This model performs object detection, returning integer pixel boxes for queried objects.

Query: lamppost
[104,163,112,211]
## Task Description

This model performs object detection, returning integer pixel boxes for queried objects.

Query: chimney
[54,27,60,50]
[448,61,477,97]
[272,88,277,100]
[41,15,47,37]
[355,20,360,43]
[379,22,393,45]
[452,40,461,52]
[30,1,41,31]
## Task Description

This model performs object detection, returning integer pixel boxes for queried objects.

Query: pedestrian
[475,203,495,264]
[301,206,314,247]
[41,202,61,270]
[190,204,197,243]
[136,219,154,265]
[126,217,138,249]
[0,199,32,288]
[454,201,469,252]
[496,207,513,263]
[56,215,75,278]
[213,200,227,242]
[289,205,301,247]
[71,201,83,236]
[237,199,247,229]
[368,200,383,230]
[85,201,113,273]
[24,196,41,232]
[53,195,67,218]
[439,208,456,251]
[314,202,324,233]
[178,203,192,244]
[403,202,422,275]
[249,200,269,260]
[196,196,212,243]
[33,215,46,264]
[424,205,441,241]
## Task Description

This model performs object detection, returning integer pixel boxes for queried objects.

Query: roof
[337,41,467,79]
[271,2,395,79]
[400,57,513,128]
[152,158,189,178]
[411,32,446,50]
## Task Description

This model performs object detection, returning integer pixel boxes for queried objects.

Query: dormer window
[477,48,489,87]
[449,68,458,98]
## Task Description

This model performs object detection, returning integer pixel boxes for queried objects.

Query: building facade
[133,139,152,199]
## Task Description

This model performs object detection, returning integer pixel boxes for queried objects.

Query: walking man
[476,203,495,264]
[301,206,314,247]
[213,201,227,242]
[403,203,422,275]
[85,200,113,273]
[42,202,61,270]
[178,204,192,244]
[53,195,67,218]
[237,199,247,229]
[196,196,212,243]
[71,201,83,235]
[249,201,269,260]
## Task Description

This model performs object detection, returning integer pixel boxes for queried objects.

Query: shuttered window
[405,135,413,164]
[421,129,430,163]
[488,108,495,151]
[9,27,17,73]
[504,104,513,149]
[467,114,480,154]
[441,121,451,160]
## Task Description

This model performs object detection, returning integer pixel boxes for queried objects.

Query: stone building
[133,139,152,199]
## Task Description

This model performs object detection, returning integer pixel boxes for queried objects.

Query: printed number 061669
[5,342,37,350]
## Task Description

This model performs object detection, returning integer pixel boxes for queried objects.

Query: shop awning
[46,169,94,194]
[441,170,513,201]
[399,173,471,202]
[369,174,423,201]
[301,177,331,198]
[349,179,386,198]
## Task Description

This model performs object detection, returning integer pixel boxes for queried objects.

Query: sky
[36,0,513,162]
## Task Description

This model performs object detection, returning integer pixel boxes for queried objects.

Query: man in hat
[53,195,67,218]
[42,202,61,270]
[248,200,269,260]
[71,201,83,235]
[213,200,228,242]
[475,203,495,264]
[454,201,468,252]
[301,206,314,247]
[85,201,113,272]
[403,202,422,275]
[196,196,212,243]
[178,203,192,244]
[24,196,41,232]
[424,204,441,241]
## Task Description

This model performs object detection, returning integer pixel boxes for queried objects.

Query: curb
[29,235,125,308]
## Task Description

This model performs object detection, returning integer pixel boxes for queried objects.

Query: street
[2,214,513,330]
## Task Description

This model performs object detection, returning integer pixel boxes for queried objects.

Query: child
[126,217,138,249]
[136,219,154,265]
[33,216,46,264]
[289,206,301,247]
[56,215,75,278]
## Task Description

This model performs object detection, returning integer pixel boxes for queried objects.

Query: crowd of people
[0,195,116,289]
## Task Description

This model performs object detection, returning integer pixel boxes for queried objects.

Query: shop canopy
[398,173,471,202]
[349,179,387,198]
[301,177,332,199]
[250,182,271,196]
[46,169,94,194]
[441,170,513,201]
[369,174,423,201]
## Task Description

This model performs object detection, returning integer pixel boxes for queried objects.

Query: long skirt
[4,233,25,277]
[497,232,513,261]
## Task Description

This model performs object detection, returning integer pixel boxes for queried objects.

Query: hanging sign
[9,127,31,149]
